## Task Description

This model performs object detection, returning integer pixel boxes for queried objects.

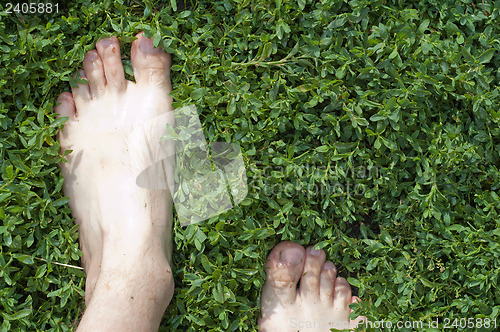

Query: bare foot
[259,242,366,331]
[54,32,174,306]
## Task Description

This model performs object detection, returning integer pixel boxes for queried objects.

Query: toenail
[86,51,99,61]
[323,261,335,270]
[280,248,303,265]
[336,276,348,285]
[139,36,155,53]
[99,38,115,49]
[310,248,321,256]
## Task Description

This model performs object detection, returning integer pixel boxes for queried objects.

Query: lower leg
[77,241,173,331]
[55,32,175,330]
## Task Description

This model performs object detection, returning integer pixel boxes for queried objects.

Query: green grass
[1,0,499,331]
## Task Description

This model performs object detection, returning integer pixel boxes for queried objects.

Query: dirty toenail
[99,38,114,48]
[323,261,335,270]
[280,248,303,264]
[139,36,155,53]
[57,94,68,103]
[310,248,321,256]
[86,51,99,62]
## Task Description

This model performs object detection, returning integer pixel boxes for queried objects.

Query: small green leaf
[153,33,162,48]
[14,254,34,264]
[312,240,330,250]
[461,46,474,62]
[191,88,206,100]
[365,128,377,136]
[213,287,224,303]
[328,16,346,29]
[445,21,460,34]
[389,46,399,59]
[26,232,34,248]
[143,5,151,17]
[296,84,314,92]
[8,308,32,320]
[5,164,14,179]
[297,0,306,10]
[331,153,350,161]
[370,114,386,122]
[259,42,273,61]
[178,11,191,18]
[355,117,369,126]
[478,49,495,64]
[417,19,430,33]
[227,98,236,115]
[170,0,177,11]
[50,116,68,128]
[380,230,393,247]
[316,145,329,153]
[336,65,346,79]
[35,264,47,279]
[52,197,70,207]
[474,131,490,142]
[347,277,361,288]
[381,137,397,150]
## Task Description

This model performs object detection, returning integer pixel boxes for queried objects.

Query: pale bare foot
[259,242,366,331]
[54,32,174,308]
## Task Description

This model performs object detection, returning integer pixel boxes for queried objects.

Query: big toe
[261,242,305,307]
[131,32,171,86]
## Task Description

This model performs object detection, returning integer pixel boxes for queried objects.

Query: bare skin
[259,242,366,331]
[55,33,174,331]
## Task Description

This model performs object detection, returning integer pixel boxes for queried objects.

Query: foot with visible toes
[259,242,366,331]
[54,32,175,318]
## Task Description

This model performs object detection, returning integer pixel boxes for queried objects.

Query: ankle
[98,253,174,302]
[80,262,174,332]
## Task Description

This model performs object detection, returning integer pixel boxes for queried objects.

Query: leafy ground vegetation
[1,0,499,331]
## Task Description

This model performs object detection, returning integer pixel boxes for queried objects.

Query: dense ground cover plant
[0,0,499,331]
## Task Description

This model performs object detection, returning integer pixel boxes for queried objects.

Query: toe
[82,50,106,98]
[95,36,126,93]
[54,92,76,119]
[131,32,171,86]
[349,296,367,329]
[333,277,352,311]
[71,70,91,106]
[261,242,305,306]
[299,246,326,297]
[319,261,337,303]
